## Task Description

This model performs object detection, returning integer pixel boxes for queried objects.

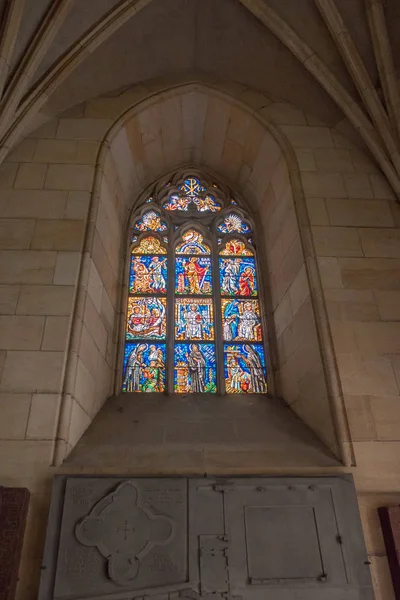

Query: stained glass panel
[132,236,167,254]
[129,255,167,294]
[175,298,214,341]
[219,239,253,256]
[174,343,216,393]
[176,230,211,254]
[123,343,166,392]
[133,210,168,232]
[126,297,166,340]
[224,344,267,394]
[219,257,258,296]
[163,176,222,212]
[217,213,251,234]
[221,299,262,342]
[176,256,212,295]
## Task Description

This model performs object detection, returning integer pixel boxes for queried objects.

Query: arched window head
[123,170,268,396]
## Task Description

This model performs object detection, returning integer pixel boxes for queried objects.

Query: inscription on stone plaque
[75,481,174,584]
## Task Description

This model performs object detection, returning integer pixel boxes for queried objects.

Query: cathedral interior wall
[0,79,398,599]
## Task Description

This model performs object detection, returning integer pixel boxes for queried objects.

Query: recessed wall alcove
[59,83,347,471]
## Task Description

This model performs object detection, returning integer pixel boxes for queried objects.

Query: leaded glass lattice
[122,171,268,394]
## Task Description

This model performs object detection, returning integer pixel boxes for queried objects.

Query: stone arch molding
[56,83,353,468]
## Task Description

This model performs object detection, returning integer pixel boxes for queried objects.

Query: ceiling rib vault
[0,0,399,199]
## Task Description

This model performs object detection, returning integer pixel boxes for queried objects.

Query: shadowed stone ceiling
[6,0,397,126]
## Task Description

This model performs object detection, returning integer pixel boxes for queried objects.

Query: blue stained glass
[123,343,166,392]
[219,257,258,297]
[163,176,221,212]
[174,343,216,393]
[130,255,167,294]
[221,299,262,342]
[176,256,212,295]
[217,213,251,234]
[224,344,267,394]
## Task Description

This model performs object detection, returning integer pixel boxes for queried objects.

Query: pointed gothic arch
[122,170,268,396]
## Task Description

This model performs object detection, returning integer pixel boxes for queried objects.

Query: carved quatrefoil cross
[75,481,173,585]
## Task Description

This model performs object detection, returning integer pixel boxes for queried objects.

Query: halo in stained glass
[224,344,267,394]
[219,257,258,297]
[174,343,216,393]
[176,256,212,295]
[175,298,214,341]
[123,342,166,392]
[217,213,251,234]
[219,239,253,256]
[133,210,168,232]
[221,299,262,342]
[132,236,167,254]
[176,230,211,254]
[129,255,167,294]
[126,297,166,340]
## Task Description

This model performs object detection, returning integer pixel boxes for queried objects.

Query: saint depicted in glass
[176,256,212,295]
[224,344,267,394]
[133,210,168,232]
[126,297,166,340]
[221,299,262,342]
[130,255,167,294]
[123,170,268,394]
[219,257,257,297]
[123,343,166,392]
[175,298,214,341]
[217,213,251,234]
[174,344,216,393]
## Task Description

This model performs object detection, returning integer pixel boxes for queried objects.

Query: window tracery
[123,171,268,395]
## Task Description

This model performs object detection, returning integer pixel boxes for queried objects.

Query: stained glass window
[122,172,267,394]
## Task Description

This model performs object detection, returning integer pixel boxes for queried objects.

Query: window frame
[120,170,270,395]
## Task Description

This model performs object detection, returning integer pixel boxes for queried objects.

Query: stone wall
[0,79,398,599]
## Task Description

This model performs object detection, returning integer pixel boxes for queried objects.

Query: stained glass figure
[176,230,211,254]
[126,297,166,340]
[230,198,238,205]
[129,255,167,294]
[132,236,167,254]
[219,257,258,297]
[176,256,212,295]
[224,344,267,394]
[163,176,221,212]
[220,239,253,256]
[174,343,216,393]
[131,235,138,243]
[163,236,168,244]
[217,213,251,234]
[175,298,214,341]
[133,210,168,232]
[221,299,262,342]
[145,197,153,203]
[123,343,166,392]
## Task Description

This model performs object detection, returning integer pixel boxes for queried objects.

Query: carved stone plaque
[39,476,375,600]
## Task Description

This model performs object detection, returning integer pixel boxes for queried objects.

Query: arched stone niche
[57,84,350,466]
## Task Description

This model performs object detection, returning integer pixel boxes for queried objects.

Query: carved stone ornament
[75,481,173,585]
[39,476,375,600]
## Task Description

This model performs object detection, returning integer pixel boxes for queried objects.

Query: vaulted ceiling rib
[0,0,399,197]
